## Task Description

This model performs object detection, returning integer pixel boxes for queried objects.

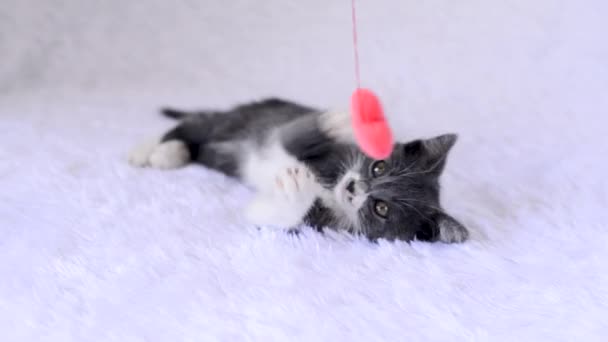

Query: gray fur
[157,98,468,243]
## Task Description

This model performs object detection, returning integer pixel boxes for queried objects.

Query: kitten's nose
[346,180,369,194]
[357,180,370,193]
[346,180,355,194]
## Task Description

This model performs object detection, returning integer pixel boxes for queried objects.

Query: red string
[351,0,361,89]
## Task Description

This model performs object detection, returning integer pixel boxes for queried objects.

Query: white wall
[1,0,606,140]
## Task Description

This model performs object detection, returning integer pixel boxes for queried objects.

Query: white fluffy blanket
[1,1,607,341]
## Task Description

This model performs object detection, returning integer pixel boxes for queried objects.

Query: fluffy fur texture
[1,0,607,341]
[130,99,468,243]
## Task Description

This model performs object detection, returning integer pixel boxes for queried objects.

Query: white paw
[149,140,190,169]
[272,165,319,202]
[128,140,190,169]
[245,165,320,228]
[128,140,158,167]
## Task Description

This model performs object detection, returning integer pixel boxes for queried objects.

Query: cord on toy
[351,0,361,89]
[350,0,394,160]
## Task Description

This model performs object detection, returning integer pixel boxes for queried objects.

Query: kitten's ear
[402,134,458,175]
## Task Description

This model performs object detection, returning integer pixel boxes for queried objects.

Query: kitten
[129,98,468,243]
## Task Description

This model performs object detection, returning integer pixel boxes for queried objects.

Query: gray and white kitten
[130,98,468,243]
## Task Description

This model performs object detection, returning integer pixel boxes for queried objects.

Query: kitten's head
[306,134,468,243]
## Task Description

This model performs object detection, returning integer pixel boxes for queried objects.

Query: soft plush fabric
[1,1,606,341]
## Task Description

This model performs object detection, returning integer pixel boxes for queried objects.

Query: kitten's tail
[160,108,189,120]
[161,108,217,120]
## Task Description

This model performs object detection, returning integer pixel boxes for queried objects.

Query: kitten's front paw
[272,166,318,202]
[436,214,469,243]
[439,224,469,243]
[245,165,319,229]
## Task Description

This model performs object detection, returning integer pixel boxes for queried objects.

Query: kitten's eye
[374,200,389,218]
[371,161,387,177]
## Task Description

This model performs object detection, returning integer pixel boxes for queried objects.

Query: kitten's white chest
[240,134,325,228]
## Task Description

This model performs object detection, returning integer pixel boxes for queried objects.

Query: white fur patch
[241,132,302,190]
[318,110,355,143]
[128,140,159,167]
[128,140,190,169]
[244,166,319,228]
[333,171,367,211]
[241,132,324,228]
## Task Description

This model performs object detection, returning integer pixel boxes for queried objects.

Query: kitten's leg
[279,110,356,161]
[243,110,352,227]
[435,213,469,243]
[128,117,206,169]
[128,113,214,169]
[245,163,320,228]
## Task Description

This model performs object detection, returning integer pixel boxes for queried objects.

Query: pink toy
[351,88,394,159]
[350,0,394,160]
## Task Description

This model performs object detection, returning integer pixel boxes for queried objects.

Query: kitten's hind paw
[128,140,190,169]
[148,140,190,169]
[128,140,158,167]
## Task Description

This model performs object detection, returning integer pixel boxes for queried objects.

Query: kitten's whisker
[398,154,448,178]
[398,156,421,176]
[399,198,447,215]
[396,200,434,224]
[371,175,399,187]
